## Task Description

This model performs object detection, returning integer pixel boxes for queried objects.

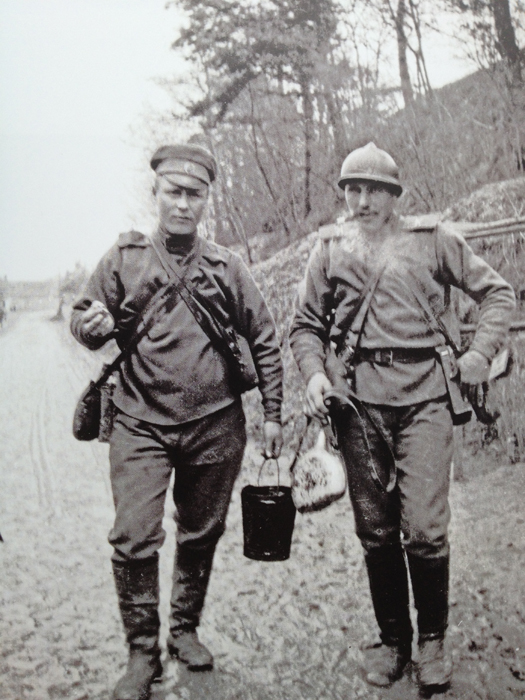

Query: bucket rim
[241,484,292,497]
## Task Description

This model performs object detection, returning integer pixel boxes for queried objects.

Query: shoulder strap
[336,261,386,355]
[93,238,198,388]
[149,235,240,369]
[406,276,461,355]
[92,280,174,388]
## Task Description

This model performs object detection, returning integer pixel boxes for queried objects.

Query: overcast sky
[0,0,474,281]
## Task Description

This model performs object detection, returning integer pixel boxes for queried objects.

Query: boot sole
[419,680,451,698]
[417,657,452,693]
[363,660,411,688]
[167,644,213,672]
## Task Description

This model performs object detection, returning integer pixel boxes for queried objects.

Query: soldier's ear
[152,175,160,197]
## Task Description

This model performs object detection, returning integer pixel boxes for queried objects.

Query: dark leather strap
[336,262,386,356]
[92,282,176,389]
[149,234,242,373]
[92,239,195,389]
[355,347,437,366]
[405,275,461,355]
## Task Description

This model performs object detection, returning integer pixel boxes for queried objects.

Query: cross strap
[149,234,244,374]
[91,254,193,389]
[404,274,461,355]
[336,261,387,359]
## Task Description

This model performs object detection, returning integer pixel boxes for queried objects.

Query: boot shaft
[169,542,216,634]
[407,552,449,641]
[112,557,160,652]
[364,543,413,648]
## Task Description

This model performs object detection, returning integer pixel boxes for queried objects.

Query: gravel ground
[1,310,524,700]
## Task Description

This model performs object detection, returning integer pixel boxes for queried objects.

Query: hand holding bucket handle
[256,456,282,490]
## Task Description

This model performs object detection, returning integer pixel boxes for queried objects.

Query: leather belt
[355,347,437,367]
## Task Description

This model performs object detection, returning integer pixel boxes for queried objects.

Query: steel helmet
[338,142,403,196]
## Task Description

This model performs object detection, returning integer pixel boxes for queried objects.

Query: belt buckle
[380,349,394,366]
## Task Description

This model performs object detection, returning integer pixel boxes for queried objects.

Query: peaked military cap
[150,143,217,185]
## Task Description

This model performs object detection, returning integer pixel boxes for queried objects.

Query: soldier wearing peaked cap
[71,143,283,700]
[290,142,515,692]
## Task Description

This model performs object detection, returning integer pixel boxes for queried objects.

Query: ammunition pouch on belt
[435,346,473,425]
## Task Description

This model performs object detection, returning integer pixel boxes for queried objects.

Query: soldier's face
[345,181,396,234]
[155,174,209,235]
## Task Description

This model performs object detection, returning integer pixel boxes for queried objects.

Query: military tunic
[290,220,515,406]
[290,218,515,558]
[71,230,282,424]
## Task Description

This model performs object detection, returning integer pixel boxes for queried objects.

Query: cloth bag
[72,380,102,441]
[290,424,347,513]
[72,366,116,442]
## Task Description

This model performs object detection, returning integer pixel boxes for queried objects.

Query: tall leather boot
[407,552,452,692]
[112,557,162,700]
[166,542,215,671]
[361,543,413,687]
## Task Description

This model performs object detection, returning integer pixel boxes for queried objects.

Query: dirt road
[1,310,524,699]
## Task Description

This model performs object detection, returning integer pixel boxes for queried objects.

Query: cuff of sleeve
[300,356,326,384]
[263,402,282,424]
[468,344,492,364]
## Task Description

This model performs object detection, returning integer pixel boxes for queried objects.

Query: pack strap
[149,234,243,375]
[336,262,387,362]
[92,281,178,389]
[325,390,397,493]
[404,275,461,355]
[92,236,198,389]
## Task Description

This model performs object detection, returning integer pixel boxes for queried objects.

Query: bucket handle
[257,457,282,488]
[288,415,313,474]
[289,413,334,473]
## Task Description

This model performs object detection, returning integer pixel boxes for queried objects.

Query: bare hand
[263,421,283,459]
[80,300,115,340]
[457,349,490,385]
[457,349,490,408]
[305,372,333,420]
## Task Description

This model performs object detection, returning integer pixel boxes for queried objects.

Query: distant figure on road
[71,143,283,700]
[290,142,515,693]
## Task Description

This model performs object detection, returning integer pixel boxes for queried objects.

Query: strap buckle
[376,348,394,366]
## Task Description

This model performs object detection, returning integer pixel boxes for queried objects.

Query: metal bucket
[241,459,296,561]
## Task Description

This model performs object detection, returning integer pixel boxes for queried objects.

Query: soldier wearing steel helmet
[70,143,283,700]
[290,142,515,692]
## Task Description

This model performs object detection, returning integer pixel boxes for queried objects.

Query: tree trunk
[223,185,254,263]
[395,0,414,107]
[301,79,313,219]
[324,88,348,162]
[491,0,522,84]
[248,87,291,240]
[408,0,433,97]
